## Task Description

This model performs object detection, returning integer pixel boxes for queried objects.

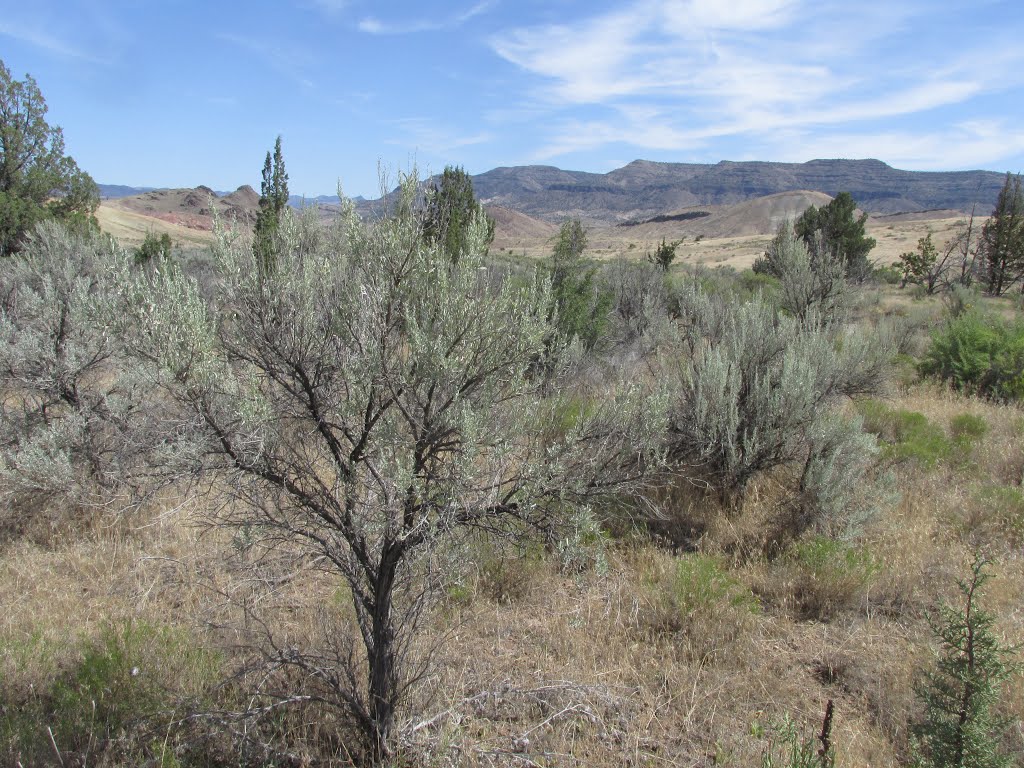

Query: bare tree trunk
[366,545,401,764]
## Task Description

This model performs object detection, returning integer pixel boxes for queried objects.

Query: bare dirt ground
[492,212,971,271]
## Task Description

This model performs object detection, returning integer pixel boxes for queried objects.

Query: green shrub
[56,622,218,746]
[738,268,781,302]
[856,400,955,468]
[759,707,835,768]
[134,230,173,264]
[887,412,955,467]
[920,311,1024,401]
[556,507,610,576]
[914,555,1019,768]
[873,263,903,285]
[477,541,546,605]
[553,393,599,434]
[641,554,760,638]
[444,582,474,608]
[2,621,220,766]
[892,353,922,390]
[686,265,782,306]
[855,397,895,436]
[672,554,761,616]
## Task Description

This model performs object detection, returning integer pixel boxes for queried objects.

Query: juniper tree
[0,59,99,256]
[422,165,494,262]
[134,231,173,265]
[951,206,983,288]
[897,216,983,294]
[981,173,1024,296]
[647,237,680,273]
[899,233,944,294]
[550,218,612,349]
[914,554,1019,768]
[794,192,875,282]
[130,174,663,763]
[253,135,289,277]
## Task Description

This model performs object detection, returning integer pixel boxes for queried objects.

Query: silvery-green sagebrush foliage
[128,175,666,761]
[602,258,677,353]
[0,221,145,522]
[772,223,849,323]
[670,280,888,536]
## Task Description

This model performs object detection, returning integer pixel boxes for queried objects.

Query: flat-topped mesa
[468,158,1006,223]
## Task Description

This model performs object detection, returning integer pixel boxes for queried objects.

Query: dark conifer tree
[794,192,875,281]
[981,173,1024,296]
[422,165,493,262]
[253,135,289,277]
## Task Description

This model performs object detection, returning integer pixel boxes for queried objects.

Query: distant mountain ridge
[470,159,1007,223]
[99,184,357,209]
[101,158,1008,226]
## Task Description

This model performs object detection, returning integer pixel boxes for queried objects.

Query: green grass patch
[642,554,760,637]
[949,412,989,448]
[672,554,762,616]
[856,400,955,468]
[782,536,878,621]
[2,620,221,767]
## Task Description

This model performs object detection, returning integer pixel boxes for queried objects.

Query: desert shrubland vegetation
[1,70,1022,767]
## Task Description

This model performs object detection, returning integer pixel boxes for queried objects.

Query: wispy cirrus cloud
[0,19,102,63]
[767,121,1024,172]
[217,32,317,89]
[489,0,1024,170]
[359,0,495,35]
[384,117,493,157]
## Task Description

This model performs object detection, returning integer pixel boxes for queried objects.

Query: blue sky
[1,0,1022,198]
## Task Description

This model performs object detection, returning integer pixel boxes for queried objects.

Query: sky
[1,0,1023,199]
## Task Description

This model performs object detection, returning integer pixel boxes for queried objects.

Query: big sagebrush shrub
[756,222,848,323]
[128,173,665,763]
[0,221,150,537]
[669,283,886,536]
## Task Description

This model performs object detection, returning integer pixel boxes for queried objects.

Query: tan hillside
[96,203,217,246]
[96,187,978,272]
[101,185,261,245]
[221,184,260,209]
[616,191,833,241]
[701,190,835,237]
[488,204,558,252]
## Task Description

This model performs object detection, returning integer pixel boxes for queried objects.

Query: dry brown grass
[3,378,1024,766]
[490,211,973,274]
[96,203,216,247]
